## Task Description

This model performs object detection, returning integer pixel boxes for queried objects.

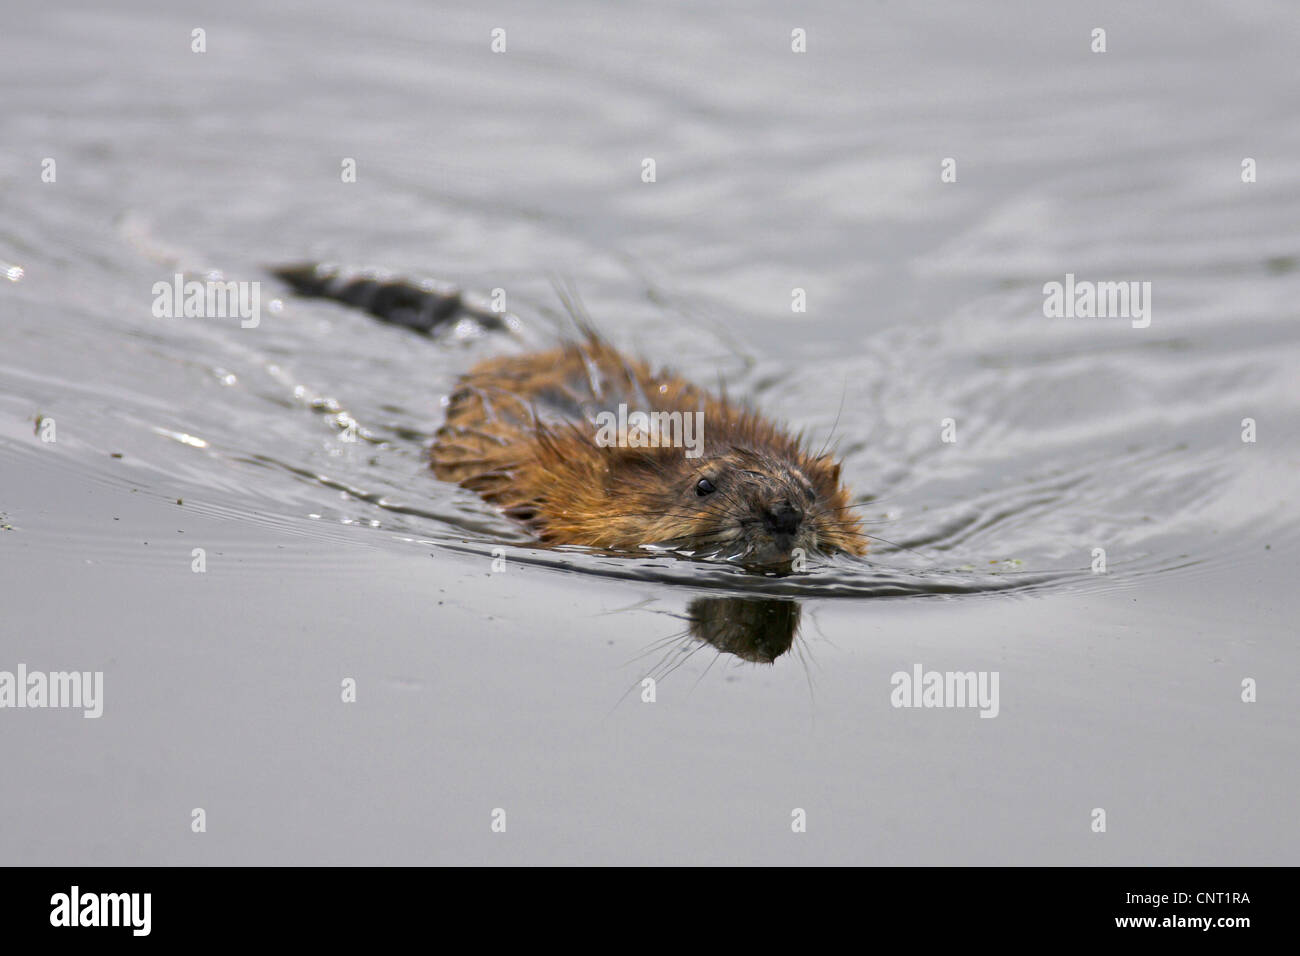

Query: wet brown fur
[431,334,865,564]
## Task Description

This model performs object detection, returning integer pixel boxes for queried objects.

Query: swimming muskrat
[273,264,865,568]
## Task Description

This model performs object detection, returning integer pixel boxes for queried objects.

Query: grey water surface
[1,0,1297,864]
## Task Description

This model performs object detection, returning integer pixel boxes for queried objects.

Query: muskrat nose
[763,500,802,536]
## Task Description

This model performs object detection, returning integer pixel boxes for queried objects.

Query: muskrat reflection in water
[612,597,803,708]
[685,596,800,663]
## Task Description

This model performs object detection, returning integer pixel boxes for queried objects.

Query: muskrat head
[620,446,865,568]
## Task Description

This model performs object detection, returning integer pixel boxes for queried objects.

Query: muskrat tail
[270,262,523,336]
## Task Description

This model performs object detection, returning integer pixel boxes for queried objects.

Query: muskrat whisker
[652,637,715,684]
[641,636,698,681]
[812,376,849,462]
[620,630,696,668]
[834,529,933,560]
[641,524,728,541]
[812,509,894,527]
[691,648,725,691]
[706,482,754,525]
[606,632,697,717]
[642,531,736,552]
[719,487,754,519]
[791,634,818,709]
[596,510,724,522]
[812,500,879,513]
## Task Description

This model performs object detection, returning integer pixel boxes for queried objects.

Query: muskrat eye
[695,477,716,496]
